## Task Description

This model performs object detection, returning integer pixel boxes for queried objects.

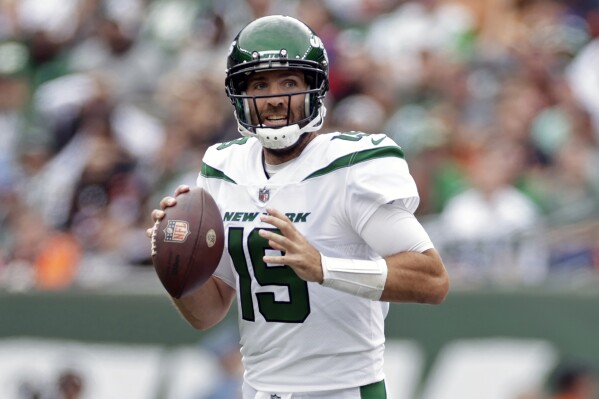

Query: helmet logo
[310,35,323,49]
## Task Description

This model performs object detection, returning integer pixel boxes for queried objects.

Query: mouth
[261,115,289,127]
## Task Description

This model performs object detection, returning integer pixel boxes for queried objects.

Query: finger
[259,229,290,248]
[268,240,288,252]
[151,209,166,221]
[159,196,176,210]
[261,213,295,235]
[268,240,286,252]
[265,208,292,221]
[175,185,190,196]
[146,218,160,238]
[263,255,287,266]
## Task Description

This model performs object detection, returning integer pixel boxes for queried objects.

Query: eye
[251,81,267,91]
[283,80,298,89]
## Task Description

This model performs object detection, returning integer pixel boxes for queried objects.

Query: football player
[149,15,449,399]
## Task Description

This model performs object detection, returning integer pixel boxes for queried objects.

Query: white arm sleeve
[360,200,434,257]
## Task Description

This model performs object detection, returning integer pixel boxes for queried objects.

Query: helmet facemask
[226,61,327,149]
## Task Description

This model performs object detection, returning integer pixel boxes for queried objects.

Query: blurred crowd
[0,0,598,292]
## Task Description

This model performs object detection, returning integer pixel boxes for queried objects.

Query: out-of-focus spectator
[567,36,599,139]
[0,40,32,221]
[324,0,401,25]
[330,94,386,133]
[364,0,476,90]
[0,204,81,291]
[439,137,541,241]
[54,369,85,399]
[548,361,598,399]
[17,376,43,399]
[68,11,167,102]
[432,137,545,284]
[526,137,599,223]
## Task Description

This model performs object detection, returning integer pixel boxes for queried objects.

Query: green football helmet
[225,15,329,149]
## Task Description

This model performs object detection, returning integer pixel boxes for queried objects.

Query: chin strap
[237,105,327,149]
[255,124,302,150]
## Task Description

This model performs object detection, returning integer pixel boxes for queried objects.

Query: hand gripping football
[151,187,224,298]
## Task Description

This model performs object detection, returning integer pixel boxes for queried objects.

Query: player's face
[246,69,307,128]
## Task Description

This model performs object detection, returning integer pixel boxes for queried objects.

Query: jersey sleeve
[212,251,236,288]
[361,201,433,256]
[344,137,420,234]
[196,143,220,191]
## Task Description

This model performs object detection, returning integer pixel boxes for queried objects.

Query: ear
[236,79,247,92]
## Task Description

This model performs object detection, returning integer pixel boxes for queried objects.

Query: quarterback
[149,15,449,399]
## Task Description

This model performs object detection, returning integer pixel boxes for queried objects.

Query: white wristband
[320,254,388,300]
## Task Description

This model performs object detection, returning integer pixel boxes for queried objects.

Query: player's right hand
[145,185,191,238]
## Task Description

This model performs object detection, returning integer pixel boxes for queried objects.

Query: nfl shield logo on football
[258,187,270,203]
[164,220,191,243]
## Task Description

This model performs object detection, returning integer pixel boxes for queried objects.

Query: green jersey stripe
[303,146,404,181]
[201,163,237,184]
[360,380,387,399]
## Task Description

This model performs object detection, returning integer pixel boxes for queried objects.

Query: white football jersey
[197,132,419,392]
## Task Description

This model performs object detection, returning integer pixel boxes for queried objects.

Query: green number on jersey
[217,137,250,150]
[228,227,311,323]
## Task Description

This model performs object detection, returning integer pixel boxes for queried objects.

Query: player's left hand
[259,208,323,283]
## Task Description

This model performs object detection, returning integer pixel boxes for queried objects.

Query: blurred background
[1,0,599,398]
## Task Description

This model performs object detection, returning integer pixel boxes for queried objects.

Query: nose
[265,92,286,108]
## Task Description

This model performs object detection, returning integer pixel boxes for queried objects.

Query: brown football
[151,187,224,298]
